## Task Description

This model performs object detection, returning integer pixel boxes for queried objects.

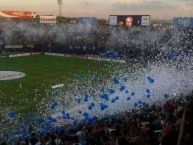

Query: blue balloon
[62,111,65,114]
[88,105,93,110]
[91,103,95,107]
[63,115,67,119]
[8,110,17,118]
[73,120,78,127]
[113,78,119,84]
[71,117,74,120]
[78,110,82,114]
[88,116,97,124]
[168,50,175,60]
[36,117,44,125]
[147,76,155,83]
[115,96,119,100]
[123,77,128,82]
[83,112,89,118]
[52,118,57,123]
[51,100,58,110]
[84,95,89,102]
[77,98,81,104]
[44,124,52,133]
[92,116,97,121]
[134,103,138,107]
[125,90,129,94]
[131,92,135,96]
[164,94,169,98]
[120,86,125,91]
[92,76,97,82]
[47,116,55,122]
[66,113,71,119]
[142,102,146,106]
[146,89,151,94]
[55,126,62,133]
[100,94,109,101]
[111,96,119,103]
[147,94,151,98]
[111,99,116,103]
[127,97,131,100]
[108,89,115,94]
[138,100,142,104]
[100,103,108,111]
[21,131,29,140]
[100,87,105,93]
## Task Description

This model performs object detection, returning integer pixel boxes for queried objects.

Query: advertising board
[173,17,193,28]
[5,45,23,49]
[109,16,118,26]
[40,16,57,24]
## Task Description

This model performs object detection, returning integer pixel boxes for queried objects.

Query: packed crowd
[1,95,192,145]
[0,20,193,60]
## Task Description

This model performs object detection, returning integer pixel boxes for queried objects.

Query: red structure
[0,11,37,19]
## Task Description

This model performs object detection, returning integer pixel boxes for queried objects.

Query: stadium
[0,1,193,145]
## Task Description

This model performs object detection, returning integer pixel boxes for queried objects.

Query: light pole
[57,0,63,17]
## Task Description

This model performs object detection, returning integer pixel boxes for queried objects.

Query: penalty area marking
[0,71,25,81]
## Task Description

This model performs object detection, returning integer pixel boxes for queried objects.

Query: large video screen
[109,15,150,27]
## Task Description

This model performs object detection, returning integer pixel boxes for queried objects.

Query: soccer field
[0,55,118,114]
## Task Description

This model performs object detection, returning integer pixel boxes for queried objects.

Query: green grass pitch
[0,55,115,114]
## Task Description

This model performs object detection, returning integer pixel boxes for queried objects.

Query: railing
[177,106,187,145]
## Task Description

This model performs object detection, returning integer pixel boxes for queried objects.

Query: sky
[0,0,193,19]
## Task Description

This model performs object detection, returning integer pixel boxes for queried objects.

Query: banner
[40,16,57,24]
[5,45,23,49]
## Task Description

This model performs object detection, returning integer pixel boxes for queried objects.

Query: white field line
[45,53,126,63]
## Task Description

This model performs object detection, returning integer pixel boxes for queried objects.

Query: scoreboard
[109,15,151,27]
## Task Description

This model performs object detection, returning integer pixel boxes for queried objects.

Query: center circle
[0,71,26,81]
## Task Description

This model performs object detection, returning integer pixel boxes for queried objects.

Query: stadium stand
[0,95,192,145]
[0,20,192,61]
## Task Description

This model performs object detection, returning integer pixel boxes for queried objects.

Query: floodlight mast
[57,0,63,17]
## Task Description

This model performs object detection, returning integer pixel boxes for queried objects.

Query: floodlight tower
[57,0,63,17]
